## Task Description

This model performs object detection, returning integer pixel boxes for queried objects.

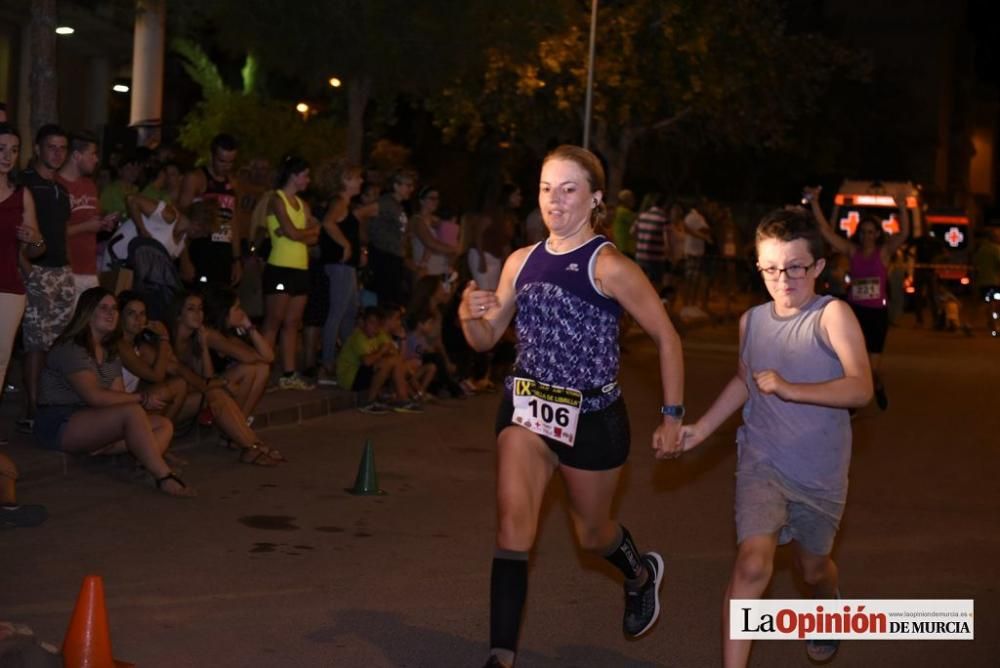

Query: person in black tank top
[179,133,241,288]
[317,162,364,379]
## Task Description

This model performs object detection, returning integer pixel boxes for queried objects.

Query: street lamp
[55,26,75,35]
[583,0,598,149]
[328,77,342,88]
[296,102,310,117]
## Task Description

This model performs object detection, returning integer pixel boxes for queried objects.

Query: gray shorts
[734,463,845,556]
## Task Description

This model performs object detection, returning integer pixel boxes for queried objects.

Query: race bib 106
[511,377,582,447]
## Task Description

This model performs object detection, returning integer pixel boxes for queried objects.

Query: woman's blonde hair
[542,145,607,228]
[315,156,363,199]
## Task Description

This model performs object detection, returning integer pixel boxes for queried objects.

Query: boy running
[678,208,872,667]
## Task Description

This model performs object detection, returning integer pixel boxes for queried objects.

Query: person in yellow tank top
[261,156,320,390]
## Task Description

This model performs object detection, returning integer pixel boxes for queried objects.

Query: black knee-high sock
[602,525,644,581]
[490,549,529,654]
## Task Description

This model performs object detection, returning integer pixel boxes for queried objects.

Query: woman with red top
[0,123,45,410]
[806,186,910,410]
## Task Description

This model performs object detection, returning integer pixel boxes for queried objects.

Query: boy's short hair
[755,207,826,261]
[406,307,435,331]
[361,306,383,322]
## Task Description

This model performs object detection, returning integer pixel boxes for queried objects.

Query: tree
[28,0,59,135]
[172,39,344,166]
[433,0,867,199]
[197,0,557,164]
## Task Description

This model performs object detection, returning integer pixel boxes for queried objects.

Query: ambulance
[922,208,973,287]
[831,180,923,239]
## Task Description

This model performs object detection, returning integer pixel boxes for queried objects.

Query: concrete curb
[5,388,357,485]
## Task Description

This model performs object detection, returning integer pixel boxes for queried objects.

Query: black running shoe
[481,656,509,668]
[623,552,664,638]
[805,636,840,664]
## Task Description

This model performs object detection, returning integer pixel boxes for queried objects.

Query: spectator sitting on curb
[203,286,274,417]
[32,287,196,497]
[401,307,438,402]
[171,291,285,466]
[117,291,191,423]
[337,306,419,414]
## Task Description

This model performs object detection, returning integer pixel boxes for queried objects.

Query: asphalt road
[3,317,998,667]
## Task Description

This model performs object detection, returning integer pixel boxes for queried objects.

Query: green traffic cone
[346,440,385,495]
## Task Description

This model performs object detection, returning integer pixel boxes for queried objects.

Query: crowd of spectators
[0,114,527,515]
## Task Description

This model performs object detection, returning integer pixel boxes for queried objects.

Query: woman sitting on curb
[32,287,195,497]
[203,287,273,418]
[116,290,191,423]
[172,291,285,466]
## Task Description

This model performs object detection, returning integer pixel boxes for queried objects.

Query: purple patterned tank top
[505,235,621,411]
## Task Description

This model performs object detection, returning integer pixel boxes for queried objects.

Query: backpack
[128,237,182,322]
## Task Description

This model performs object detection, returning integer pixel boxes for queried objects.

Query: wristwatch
[660,404,685,419]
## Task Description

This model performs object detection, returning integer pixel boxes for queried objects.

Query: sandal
[154,472,197,498]
[238,444,284,466]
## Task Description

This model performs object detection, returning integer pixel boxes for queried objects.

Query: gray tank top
[737,295,851,498]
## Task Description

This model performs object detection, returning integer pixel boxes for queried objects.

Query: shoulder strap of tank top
[587,238,616,299]
[811,295,839,358]
[740,305,756,366]
[512,241,544,288]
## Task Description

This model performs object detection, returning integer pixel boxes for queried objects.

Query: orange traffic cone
[62,575,134,668]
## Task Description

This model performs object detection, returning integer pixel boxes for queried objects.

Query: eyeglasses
[756,262,815,280]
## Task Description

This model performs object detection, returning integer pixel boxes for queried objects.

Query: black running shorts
[494,394,631,471]
[262,264,309,296]
[850,303,889,353]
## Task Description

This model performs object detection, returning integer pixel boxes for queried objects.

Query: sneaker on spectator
[357,401,389,415]
[279,373,316,391]
[317,369,339,387]
[392,401,424,414]
[623,552,664,638]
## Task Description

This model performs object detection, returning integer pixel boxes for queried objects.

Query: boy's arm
[680,311,750,451]
[754,300,873,408]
